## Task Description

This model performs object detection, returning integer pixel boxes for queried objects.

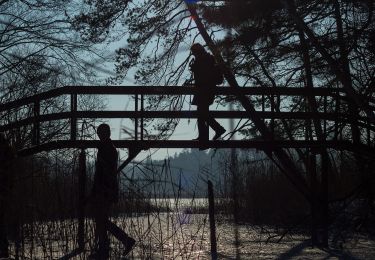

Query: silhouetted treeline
[214,149,375,240]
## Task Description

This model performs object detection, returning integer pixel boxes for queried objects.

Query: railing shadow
[275,239,361,260]
[58,247,84,260]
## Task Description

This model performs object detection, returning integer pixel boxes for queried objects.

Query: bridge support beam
[117,145,145,174]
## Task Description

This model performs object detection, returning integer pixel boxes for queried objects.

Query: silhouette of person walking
[0,133,14,258]
[190,43,225,143]
[90,124,135,259]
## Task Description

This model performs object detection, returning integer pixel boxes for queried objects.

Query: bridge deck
[17,139,373,157]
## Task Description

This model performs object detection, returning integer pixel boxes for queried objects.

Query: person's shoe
[123,237,135,257]
[212,128,225,140]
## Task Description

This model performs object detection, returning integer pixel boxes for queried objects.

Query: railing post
[208,180,217,260]
[366,118,370,146]
[270,93,275,139]
[334,92,340,140]
[70,94,77,141]
[261,94,265,112]
[32,100,40,145]
[135,94,138,141]
[141,94,144,140]
[323,95,327,136]
[304,95,309,141]
[78,149,86,249]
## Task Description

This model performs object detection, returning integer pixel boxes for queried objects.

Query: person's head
[97,123,111,141]
[191,43,206,58]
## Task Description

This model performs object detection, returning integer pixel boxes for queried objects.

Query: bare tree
[0,0,109,148]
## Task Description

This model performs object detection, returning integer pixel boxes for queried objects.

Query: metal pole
[208,180,217,260]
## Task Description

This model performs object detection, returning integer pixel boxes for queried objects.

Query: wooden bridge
[0,85,374,156]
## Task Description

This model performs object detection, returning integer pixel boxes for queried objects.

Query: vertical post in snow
[78,149,86,249]
[208,180,217,260]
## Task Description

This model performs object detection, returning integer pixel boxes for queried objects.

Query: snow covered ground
[8,213,375,259]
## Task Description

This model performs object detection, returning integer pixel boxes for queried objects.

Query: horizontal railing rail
[0,85,373,155]
[0,85,343,112]
[0,111,373,132]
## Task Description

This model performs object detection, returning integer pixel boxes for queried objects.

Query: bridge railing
[0,86,374,154]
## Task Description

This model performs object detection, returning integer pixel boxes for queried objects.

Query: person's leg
[94,199,110,259]
[107,220,131,243]
[107,220,135,256]
[106,203,135,257]
[208,117,225,140]
[208,118,224,133]
[197,99,209,141]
